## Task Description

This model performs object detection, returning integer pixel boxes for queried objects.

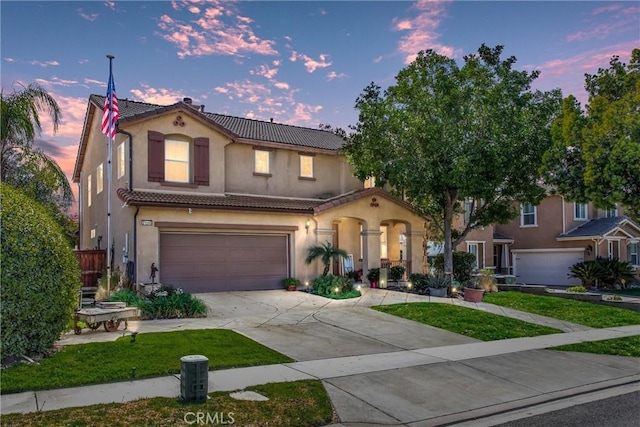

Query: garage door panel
[515,251,583,286]
[160,233,288,292]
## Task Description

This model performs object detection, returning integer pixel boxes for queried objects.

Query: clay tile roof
[117,188,321,213]
[90,94,344,151]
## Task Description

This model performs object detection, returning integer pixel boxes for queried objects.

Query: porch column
[362,228,382,284]
[405,231,425,275]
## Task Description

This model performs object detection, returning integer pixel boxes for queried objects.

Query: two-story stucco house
[455,195,640,286]
[73,96,426,293]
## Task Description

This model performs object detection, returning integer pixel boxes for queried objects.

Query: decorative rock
[229,391,269,401]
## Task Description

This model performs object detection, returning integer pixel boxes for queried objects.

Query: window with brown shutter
[148,130,165,182]
[193,137,209,185]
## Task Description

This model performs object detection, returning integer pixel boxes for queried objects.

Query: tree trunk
[322,264,330,276]
[443,190,456,280]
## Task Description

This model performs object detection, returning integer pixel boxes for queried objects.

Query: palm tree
[305,242,349,276]
[1,83,73,211]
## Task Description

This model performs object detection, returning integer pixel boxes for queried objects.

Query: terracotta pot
[463,287,484,302]
[286,285,297,291]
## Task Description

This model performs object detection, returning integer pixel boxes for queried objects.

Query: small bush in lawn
[312,275,360,299]
[1,185,81,361]
[566,286,587,293]
[105,286,207,319]
[409,273,429,294]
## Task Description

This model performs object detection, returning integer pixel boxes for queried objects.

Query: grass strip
[1,329,292,394]
[373,303,561,341]
[0,380,334,427]
[483,292,640,328]
[551,335,640,358]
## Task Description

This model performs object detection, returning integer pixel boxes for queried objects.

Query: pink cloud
[592,4,623,15]
[326,71,347,81]
[35,77,80,88]
[273,81,290,90]
[104,1,116,11]
[393,0,458,64]
[129,85,186,105]
[4,57,15,62]
[290,51,332,73]
[157,1,277,58]
[567,4,638,42]
[250,64,279,79]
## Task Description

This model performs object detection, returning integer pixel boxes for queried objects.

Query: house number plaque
[141,219,153,226]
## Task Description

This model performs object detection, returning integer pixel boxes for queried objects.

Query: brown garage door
[159,233,288,293]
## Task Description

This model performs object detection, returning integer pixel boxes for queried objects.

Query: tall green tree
[1,82,73,215]
[583,50,639,220]
[343,45,561,277]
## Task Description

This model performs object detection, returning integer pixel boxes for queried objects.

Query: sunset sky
[1,0,638,200]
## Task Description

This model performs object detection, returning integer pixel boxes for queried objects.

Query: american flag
[101,71,119,138]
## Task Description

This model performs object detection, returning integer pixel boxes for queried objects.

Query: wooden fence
[74,249,107,287]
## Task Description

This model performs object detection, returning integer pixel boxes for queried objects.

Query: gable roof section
[557,216,640,240]
[314,187,419,215]
[73,95,344,182]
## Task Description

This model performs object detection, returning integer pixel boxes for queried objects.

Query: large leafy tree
[1,82,73,215]
[543,49,640,221]
[343,45,561,277]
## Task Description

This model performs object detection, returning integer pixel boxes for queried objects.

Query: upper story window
[574,203,587,220]
[628,242,639,266]
[364,176,376,189]
[96,163,104,194]
[117,142,125,179]
[147,131,209,186]
[299,155,314,179]
[520,202,536,227]
[87,174,92,207]
[165,137,190,183]
[254,150,270,175]
[605,206,617,218]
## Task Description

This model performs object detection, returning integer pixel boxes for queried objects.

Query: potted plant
[463,278,484,302]
[389,265,406,283]
[283,277,300,291]
[426,273,450,298]
[366,268,380,288]
[409,273,429,294]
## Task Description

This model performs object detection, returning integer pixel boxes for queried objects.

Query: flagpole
[106,54,114,296]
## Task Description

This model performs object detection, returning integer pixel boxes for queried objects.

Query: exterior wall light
[305,219,311,233]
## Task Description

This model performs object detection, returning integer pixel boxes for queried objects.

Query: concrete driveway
[53,289,639,426]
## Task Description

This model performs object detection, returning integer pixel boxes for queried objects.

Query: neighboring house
[455,195,640,286]
[73,96,426,293]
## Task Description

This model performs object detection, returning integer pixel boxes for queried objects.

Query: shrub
[433,251,476,283]
[595,257,636,288]
[425,273,451,289]
[568,261,606,288]
[409,273,429,293]
[312,275,354,296]
[389,265,406,282]
[1,185,81,361]
[105,286,207,319]
[283,277,300,288]
[566,286,587,293]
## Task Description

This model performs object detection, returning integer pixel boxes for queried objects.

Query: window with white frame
[165,137,190,183]
[359,224,364,259]
[468,243,479,269]
[87,174,92,207]
[254,150,270,174]
[299,155,314,178]
[96,163,104,194]
[605,206,617,218]
[118,142,125,178]
[521,203,536,226]
[574,203,587,220]
[364,176,376,188]
[628,242,638,266]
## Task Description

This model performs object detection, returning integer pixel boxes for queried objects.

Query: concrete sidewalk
[3,289,639,426]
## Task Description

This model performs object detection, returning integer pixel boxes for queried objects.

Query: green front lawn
[552,335,640,358]
[483,292,640,328]
[0,380,334,427]
[373,303,561,341]
[1,329,293,394]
